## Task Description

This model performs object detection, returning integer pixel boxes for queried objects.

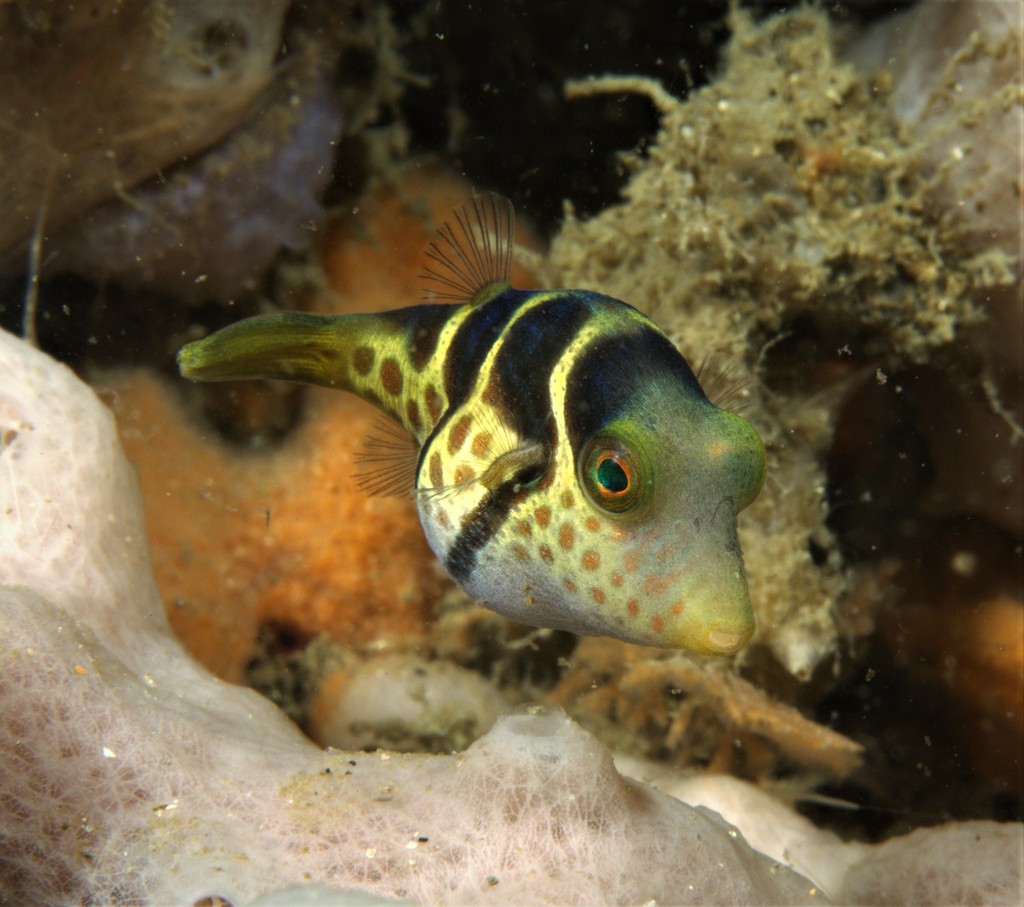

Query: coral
[635,769,1024,906]
[845,0,1023,261]
[51,39,345,302]
[1,1,290,258]
[307,654,508,752]
[840,822,1024,906]
[844,0,1023,536]
[547,638,862,780]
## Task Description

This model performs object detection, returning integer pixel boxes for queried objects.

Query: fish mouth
[702,624,752,655]
[663,618,753,656]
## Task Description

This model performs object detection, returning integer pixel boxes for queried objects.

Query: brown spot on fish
[559,523,574,550]
[611,573,623,587]
[406,400,423,435]
[425,386,443,425]
[535,506,551,527]
[429,451,443,488]
[513,543,529,562]
[592,587,606,604]
[563,578,578,593]
[471,431,492,459]
[561,490,574,508]
[539,544,553,564]
[624,552,640,573]
[585,516,600,532]
[409,319,446,372]
[671,600,685,616]
[453,464,475,485]
[436,507,451,529]
[482,372,501,407]
[448,414,473,454]
[354,346,375,376]
[627,599,639,618]
[517,520,532,537]
[651,615,665,634]
[380,357,403,395]
[581,550,600,571]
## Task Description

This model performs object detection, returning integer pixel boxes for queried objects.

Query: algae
[544,6,1014,681]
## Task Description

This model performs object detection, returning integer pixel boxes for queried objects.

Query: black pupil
[596,457,628,493]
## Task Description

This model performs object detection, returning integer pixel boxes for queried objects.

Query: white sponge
[1,327,1020,906]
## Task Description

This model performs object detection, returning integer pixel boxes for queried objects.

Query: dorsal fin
[421,193,515,303]
[696,350,756,413]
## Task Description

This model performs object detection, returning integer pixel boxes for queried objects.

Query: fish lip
[701,625,751,655]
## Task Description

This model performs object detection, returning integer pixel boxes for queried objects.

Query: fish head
[558,394,766,654]
[426,294,766,657]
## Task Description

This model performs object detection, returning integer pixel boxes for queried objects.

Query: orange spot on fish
[624,552,640,573]
[651,615,665,634]
[535,506,551,528]
[559,523,574,550]
[585,516,600,532]
[563,578,578,593]
[671,600,685,616]
[592,587,606,604]
[644,574,670,596]
[517,520,532,537]
[429,452,443,488]
[581,550,600,571]
[471,431,492,458]
[513,543,529,562]
[561,490,574,508]
[627,599,639,618]
[611,572,623,587]
[539,544,554,564]
[448,414,473,454]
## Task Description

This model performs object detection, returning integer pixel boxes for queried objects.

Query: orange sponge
[100,174,510,680]
[103,376,445,682]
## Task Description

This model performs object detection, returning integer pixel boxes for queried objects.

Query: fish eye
[581,437,643,514]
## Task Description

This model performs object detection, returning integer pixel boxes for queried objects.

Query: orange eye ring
[581,437,643,514]
[594,451,631,497]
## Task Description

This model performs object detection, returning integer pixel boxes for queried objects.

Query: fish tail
[178,308,457,442]
[178,312,351,386]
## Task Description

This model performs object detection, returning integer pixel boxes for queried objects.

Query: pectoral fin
[478,442,548,493]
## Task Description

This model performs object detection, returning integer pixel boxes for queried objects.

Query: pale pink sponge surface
[1,326,1021,906]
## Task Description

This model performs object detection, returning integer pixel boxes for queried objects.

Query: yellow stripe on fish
[178,195,767,655]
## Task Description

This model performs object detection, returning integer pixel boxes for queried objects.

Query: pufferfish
[178,195,766,656]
